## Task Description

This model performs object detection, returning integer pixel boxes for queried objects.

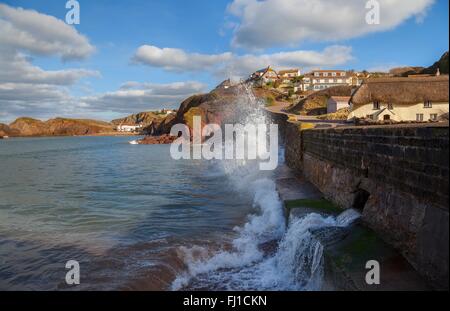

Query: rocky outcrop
[0,123,19,137]
[8,117,114,137]
[147,84,279,137]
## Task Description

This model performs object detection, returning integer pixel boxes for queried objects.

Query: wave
[171,83,361,290]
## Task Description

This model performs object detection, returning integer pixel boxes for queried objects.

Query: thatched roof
[350,75,449,105]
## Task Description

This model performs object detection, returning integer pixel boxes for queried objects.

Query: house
[117,124,143,132]
[161,109,175,115]
[310,70,350,90]
[327,96,351,113]
[250,66,279,84]
[278,69,301,81]
[348,75,449,121]
[299,76,313,91]
[299,70,363,91]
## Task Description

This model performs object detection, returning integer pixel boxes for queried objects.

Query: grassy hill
[287,85,353,115]
[390,51,449,76]
[111,111,167,126]
[8,117,114,136]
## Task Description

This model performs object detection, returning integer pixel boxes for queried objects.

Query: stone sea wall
[284,121,449,289]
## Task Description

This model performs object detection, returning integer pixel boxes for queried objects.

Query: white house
[278,69,301,81]
[299,70,363,91]
[327,96,351,113]
[117,124,143,132]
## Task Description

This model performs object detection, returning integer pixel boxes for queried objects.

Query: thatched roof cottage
[348,75,449,121]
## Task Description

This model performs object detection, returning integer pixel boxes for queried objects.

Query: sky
[0,0,448,123]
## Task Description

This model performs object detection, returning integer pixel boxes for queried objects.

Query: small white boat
[128,140,139,145]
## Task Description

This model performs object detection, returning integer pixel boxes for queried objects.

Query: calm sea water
[0,136,258,290]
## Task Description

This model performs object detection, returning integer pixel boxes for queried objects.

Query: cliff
[146,84,282,137]
[0,123,20,137]
[111,111,166,127]
[8,117,114,137]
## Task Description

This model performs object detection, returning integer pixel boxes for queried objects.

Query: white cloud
[133,44,353,79]
[0,82,84,122]
[222,45,353,78]
[81,81,207,113]
[227,0,435,49]
[133,45,233,72]
[0,4,98,122]
[0,51,100,85]
[0,3,95,60]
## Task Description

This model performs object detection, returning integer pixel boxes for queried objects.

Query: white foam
[171,83,361,290]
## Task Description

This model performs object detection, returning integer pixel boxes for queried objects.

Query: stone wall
[285,121,449,289]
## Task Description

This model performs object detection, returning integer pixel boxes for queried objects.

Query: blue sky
[0,0,448,122]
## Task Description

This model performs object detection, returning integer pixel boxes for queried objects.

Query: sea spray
[171,83,361,290]
[171,178,286,290]
[172,209,361,290]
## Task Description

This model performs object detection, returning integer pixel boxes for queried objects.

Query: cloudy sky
[0,0,448,122]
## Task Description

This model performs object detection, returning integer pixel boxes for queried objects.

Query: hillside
[422,51,449,75]
[287,85,353,115]
[8,117,114,137]
[390,51,449,76]
[111,111,166,126]
[0,123,20,137]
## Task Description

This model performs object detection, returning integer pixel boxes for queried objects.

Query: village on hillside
[2,53,448,139]
[111,60,450,135]
[214,56,449,127]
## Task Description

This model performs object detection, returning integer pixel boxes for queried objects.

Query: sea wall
[284,121,449,289]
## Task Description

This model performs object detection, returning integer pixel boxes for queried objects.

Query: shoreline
[0,132,142,139]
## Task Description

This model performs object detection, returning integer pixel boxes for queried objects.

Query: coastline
[0,132,141,139]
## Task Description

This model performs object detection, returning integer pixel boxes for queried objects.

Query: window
[388,103,394,110]
[332,72,337,76]
[430,113,438,121]
[383,115,390,120]
[340,72,346,76]
[416,114,424,121]
[424,101,432,108]
[323,72,328,77]
[373,101,380,110]
[314,72,320,77]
